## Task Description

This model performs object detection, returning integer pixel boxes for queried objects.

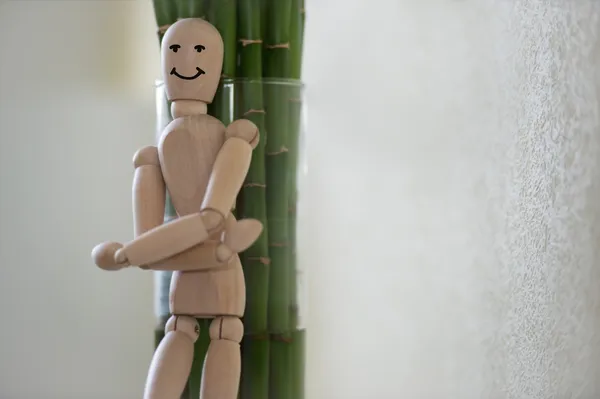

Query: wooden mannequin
[91,18,262,399]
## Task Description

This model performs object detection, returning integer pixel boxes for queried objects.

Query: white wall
[0,1,159,398]
[1,1,599,398]
[302,1,600,398]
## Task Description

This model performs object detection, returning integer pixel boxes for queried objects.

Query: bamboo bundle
[151,1,306,398]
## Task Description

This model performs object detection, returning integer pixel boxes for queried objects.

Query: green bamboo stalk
[265,83,291,332]
[236,0,269,337]
[263,0,292,78]
[208,1,237,79]
[260,0,268,51]
[263,1,294,398]
[290,0,304,81]
[175,0,206,19]
[290,329,306,399]
[264,0,293,332]
[286,84,303,399]
[239,335,269,399]
[264,0,293,329]
[287,93,303,399]
[207,0,238,128]
[288,2,305,398]
[175,0,190,18]
[288,0,305,338]
[153,0,178,43]
[190,0,207,19]
[236,1,270,398]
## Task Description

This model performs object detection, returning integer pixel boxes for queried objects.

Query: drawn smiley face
[168,44,207,80]
[161,18,224,103]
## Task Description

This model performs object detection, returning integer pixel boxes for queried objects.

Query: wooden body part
[132,146,165,236]
[91,18,258,399]
[143,216,262,271]
[115,212,210,266]
[144,316,199,399]
[161,18,224,103]
[201,317,244,399]
[169,252,245,317]
[158,114,226,217]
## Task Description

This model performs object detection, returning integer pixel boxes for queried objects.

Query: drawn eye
[169,44,181,53]
[195,45,206,53]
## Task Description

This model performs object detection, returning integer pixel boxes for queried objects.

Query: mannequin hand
[92,242,129,271]
[215,218,263,262]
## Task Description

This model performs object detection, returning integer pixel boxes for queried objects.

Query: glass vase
[153,78,307,399]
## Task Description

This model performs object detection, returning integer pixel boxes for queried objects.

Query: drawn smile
[170,67,205,80]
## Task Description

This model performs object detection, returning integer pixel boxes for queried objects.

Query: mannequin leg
[200,316,243,399]
[144,315,199,399]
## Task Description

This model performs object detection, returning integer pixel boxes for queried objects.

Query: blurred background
[1,0,600,398]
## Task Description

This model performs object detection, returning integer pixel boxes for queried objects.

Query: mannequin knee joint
[165,315,200,342]
[209,317,243,342]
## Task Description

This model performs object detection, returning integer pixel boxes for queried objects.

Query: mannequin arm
[200,118,258,222]
[199,137,253,222]
[132,146,166,236]
[141,242,228,271]
[142,215,263,271]
[112,121,258,268]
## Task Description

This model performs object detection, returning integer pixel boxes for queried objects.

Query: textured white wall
[302,1,600,398]
[0,1,599,398]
